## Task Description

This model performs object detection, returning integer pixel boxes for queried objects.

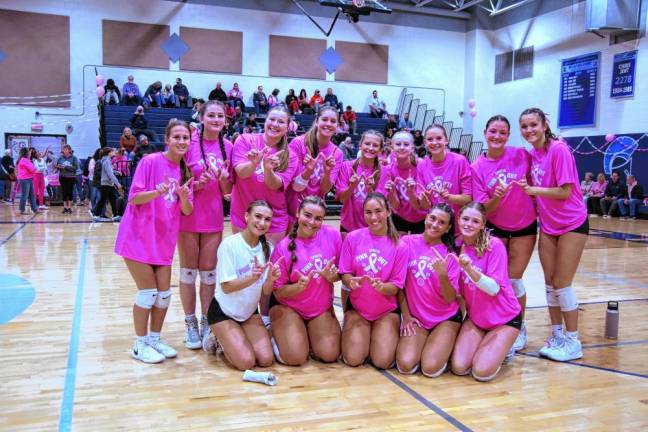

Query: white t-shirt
[215,233,272,322]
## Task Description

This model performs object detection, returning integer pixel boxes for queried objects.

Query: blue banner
[558,52,600,128]
[610,50,637,98]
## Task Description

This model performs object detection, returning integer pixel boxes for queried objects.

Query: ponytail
[364,192,400,245]
[430,203,457,254]
[287,196,327,280]
[245,199,274,262]
[519,108,558,145]
[267,105,291,172]
[165,118,192,183]
[357,130,384,185]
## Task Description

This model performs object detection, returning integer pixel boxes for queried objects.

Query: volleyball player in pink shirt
[335,130,389,234]
[339,193,408,369]
[450,202,521,381]
[269,196,342,365]
[178,101,233,353]
[114,120,194,364]
[288,106,343,227]
[518,108,588,362]
[384,131,425,234]
[471,115,537,352]
[396,203,461,377]
[231,105,299,245]
[415,124,472,223]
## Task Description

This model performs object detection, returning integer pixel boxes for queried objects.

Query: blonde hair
[459,201,491,257]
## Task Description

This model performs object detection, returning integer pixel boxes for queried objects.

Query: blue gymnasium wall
[565,133,648,186]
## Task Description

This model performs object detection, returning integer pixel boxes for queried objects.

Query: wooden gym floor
[1,204,647,431]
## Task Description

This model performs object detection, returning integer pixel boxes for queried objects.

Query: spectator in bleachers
[288,115,299,137]
[398,112,413,131]
[309,89,324,113]
[245,112,259,132]
[601,171,626,218]
[298,89,309,112]
[385,114,398,137]
[191,101,203,122]
[335,117,350,143]
[143,81,163,108]
[131,135,156,173]
[285,89,299,114]
[162,84,176,108]
[412,129,425,157]
[587,173,607,215]
[338,136,354,160]
[253,85,269,114]
[208,82,228,103]
[173,78,190,108]
[232,105,245,132]
[342,105,357,135]
[268,88,280,108]
[104,79,121,105]
[369,89,387,118]
[130,106,159,143]
[618,174,644,220]
[121,75,141,106]
[228,82,244,108]
[119,127,137,155]
[580,172,594,202]
[324,87,343,112]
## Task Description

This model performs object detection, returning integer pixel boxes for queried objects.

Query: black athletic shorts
[343,297,400,320]
[207,297,258,325]
[392,213,425,234]
[467,311,522,331]
[569,218,590,235]
[487,220,538,239]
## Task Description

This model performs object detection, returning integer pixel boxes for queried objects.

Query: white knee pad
[556,285,578,312]
[510,279,526,298]
[472,365,501,382]
[396,362,420,375]
[154,290,171,309]
[179,267,198,284]
[545,284,560,307]
[199,269,217,285]
[135,288,158,309]
[422,362,447,378]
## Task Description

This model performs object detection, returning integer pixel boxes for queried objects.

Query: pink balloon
[605,134,616,142]
[467,99,476,109]
[96,86,105,98]
[469,109,477,118]
[95,74,105,86]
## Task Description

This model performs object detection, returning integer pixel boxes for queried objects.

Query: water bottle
[604,301,619,339]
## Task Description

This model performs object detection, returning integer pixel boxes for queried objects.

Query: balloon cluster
[467,99,477,118]
[95,75,105,98]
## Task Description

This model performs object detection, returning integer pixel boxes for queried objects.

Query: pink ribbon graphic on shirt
[394,177,410,201]
[363,252,380,274]
[312,257,324,280]
[355,178,367,199]
[206,154,221,173]
[414,260,427,279]
[162,179,177,204]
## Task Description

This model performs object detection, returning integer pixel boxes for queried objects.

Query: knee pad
[396,362,420,375]
[510,279,526,298]
[422,362,447,378]
[154,290,171,309]
[472,365,501,382]
[179,267,198,284]
[341,285,350,292]
[135,288,158,309]
[556,285,578,312]
[199,269,217,285]
[545,284,559,307]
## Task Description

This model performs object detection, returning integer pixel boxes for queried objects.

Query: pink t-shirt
[529,139,587,236]
[230,133,299,233]
[17,158,37,180]
[270,225,342,319]
[286,134,344,220]
[458,237,521,330]
[338,228,408,321]
[402,235,461,329]
[471,146,537,231]
[386,160,426,223]
[115,152,193,265]
[417,151,472,218]
[180,131,233,233]
[335,160,388,232]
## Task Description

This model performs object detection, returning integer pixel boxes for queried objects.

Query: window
[495,46,534,84]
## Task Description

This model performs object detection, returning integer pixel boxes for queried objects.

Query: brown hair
[519,107,558,144]
[459,201,490,257]
[353,130,384,185]
[364,192,399,245]
[287,196,327,279]
[265,105,291,171]
[165,118,192,184]
[484,114,511,133]
[245,200,273,262]
[304,105,338,158]
[198,100,228,168]
[424,124,448,141]
[429,203,457,254]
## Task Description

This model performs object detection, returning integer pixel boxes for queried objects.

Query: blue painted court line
[0,213,37,246]
[590,228,648,243]
[581,339,648,350]
[517,352,648,379]
[381,370,473,432]
[58,238,88,432]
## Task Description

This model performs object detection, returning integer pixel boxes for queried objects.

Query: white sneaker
[201,326,220,355]
[512,322,528,352]
[112,215,122,222]
[131,339,165,364]
[543,335,582,362]
[184,316,202,349]
[148,338,178,359]
[38,205,48,210]
[538,331,564,358]
[200,315,208,339]
[503,345,515,364]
